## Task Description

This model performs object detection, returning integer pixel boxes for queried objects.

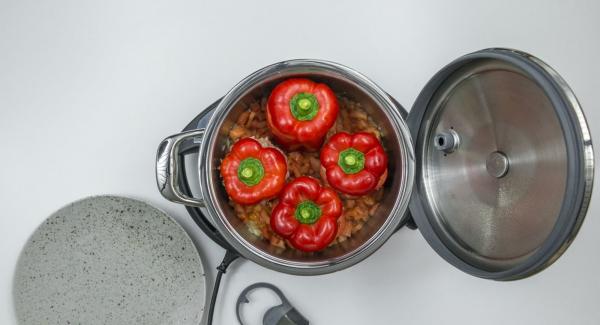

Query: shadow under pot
[156,48,593,280]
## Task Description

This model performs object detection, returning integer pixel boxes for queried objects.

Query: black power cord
[206,250,240,325]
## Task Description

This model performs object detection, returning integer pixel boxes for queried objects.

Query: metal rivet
[486,151,509,178]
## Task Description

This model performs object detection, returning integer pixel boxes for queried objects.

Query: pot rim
[198,59,415,275]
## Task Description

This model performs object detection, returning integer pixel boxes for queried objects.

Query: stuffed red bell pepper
[220,138,287,205]
[267,78,339,151]
[320,132,388,196]
[270,176,342,252]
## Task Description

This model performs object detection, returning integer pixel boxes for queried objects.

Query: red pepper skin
[270,176,342,252]
[220,138,287,205]
[267,78,339,151]
[320,132,388,196]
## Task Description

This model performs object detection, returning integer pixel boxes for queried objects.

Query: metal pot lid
[407,48,594,280]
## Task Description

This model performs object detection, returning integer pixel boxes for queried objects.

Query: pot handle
[156,129,206,207]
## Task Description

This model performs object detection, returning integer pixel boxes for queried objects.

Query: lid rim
[407,48,594,280]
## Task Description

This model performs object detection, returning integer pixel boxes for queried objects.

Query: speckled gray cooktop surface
[13,195,207,325]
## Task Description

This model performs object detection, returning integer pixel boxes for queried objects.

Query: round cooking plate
[13,196,207,324]
[408,48,594,280]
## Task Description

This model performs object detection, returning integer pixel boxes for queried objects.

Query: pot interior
[204,64,411,269]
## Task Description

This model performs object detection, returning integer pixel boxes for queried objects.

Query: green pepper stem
[240,167,254,178]
[290,92,319,121]
[294,201,322,224]
[298,98,312,111]
[237,158,264,186]
[338,148,365,174]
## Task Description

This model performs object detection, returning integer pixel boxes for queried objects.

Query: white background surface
[1,0,599,324]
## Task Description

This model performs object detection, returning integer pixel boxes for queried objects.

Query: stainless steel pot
[156,49,594,280]
[156,60,416,275]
